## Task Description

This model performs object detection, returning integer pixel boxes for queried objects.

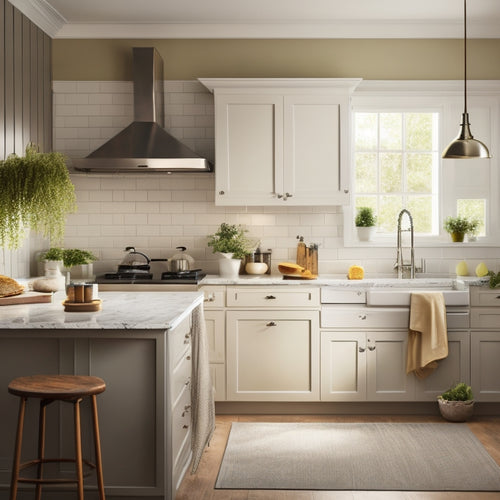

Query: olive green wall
[52,39,500,81]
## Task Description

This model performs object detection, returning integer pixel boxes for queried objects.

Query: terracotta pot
[438,398,474,422]
[451,231,465,242]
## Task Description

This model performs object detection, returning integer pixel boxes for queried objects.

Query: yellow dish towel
[406,291,448,379]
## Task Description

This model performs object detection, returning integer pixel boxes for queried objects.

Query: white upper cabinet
[200,78,361,206]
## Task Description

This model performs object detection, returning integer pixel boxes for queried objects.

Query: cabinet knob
[368,346,376,351]
[359,314,367,320]
[218,190,225,195]
[182,424,189,429]
[265,295,276,300]
[344,189,349,194]
[186,355,191,361]
[204,293,215,302]
[277,194,284,199]
[266,321,277,327]
[358,347,366,353]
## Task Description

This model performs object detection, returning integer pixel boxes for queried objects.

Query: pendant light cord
[463,0,467,114]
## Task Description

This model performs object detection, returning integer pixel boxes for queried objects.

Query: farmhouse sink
[366,288,469,307]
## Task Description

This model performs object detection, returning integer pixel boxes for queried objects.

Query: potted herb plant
[466,218,480,242]
[0,145,76,249]
[444,216,470,243]
[207,223,252,278]
[437,382,474,422]
[61,249,98,279]
[355,207,377,242]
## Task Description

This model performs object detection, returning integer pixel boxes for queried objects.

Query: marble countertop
[0,291,204,330]
[200,274,489,288]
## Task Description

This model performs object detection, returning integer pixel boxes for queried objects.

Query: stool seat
[8,374,106,500]
[8,375,106,400]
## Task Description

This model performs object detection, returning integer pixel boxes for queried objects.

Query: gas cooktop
[96,270,206,285]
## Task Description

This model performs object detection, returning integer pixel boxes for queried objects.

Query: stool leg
[91,395,106,500]
[35,400,49,500]
[73,398,84,500]
[10,397,27,500]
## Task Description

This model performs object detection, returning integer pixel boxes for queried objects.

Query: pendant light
[442,0,491,159]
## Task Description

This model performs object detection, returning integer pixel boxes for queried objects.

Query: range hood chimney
[73,47,212,173]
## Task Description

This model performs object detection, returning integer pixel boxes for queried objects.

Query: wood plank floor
[176,414,500,500]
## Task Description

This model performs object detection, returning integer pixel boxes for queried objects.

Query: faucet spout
[395,209,415,279]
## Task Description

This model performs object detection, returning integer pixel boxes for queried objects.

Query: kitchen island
[0,291,204,500]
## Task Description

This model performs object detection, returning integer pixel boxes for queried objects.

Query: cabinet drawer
[471,308,500,329]
[200,286,226,308]
[171,350,192,407]
[321,306,409,329]
[321,288,366,304]
[169,316,191,366]
[471,287,500,307]
[171,385,191,470]
[226,286,319,308]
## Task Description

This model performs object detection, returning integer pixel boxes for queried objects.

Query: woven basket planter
[438,397,474,422]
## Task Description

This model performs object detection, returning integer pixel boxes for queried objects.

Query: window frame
[344,80,500,248]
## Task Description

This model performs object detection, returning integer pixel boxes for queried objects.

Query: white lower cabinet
[470,286,500,402]
[471,331,500,401]
[321,330,415,402]
[227,310,320,401]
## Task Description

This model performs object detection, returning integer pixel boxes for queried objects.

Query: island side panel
[0,329,167,499]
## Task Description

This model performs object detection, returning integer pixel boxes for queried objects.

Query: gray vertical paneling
[4,1,14,156]
[0,0,5,159]
[22,16,31,150]
[13,9,23,154]
[0,0,52,161]
[43,32,52,152]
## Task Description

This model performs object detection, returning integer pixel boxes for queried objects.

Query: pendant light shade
[442,0,491,159]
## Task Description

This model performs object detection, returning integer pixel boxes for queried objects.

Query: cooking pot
[170,246,194,272]
[118,246,167,273]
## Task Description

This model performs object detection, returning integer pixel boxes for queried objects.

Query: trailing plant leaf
[0,145,77,249]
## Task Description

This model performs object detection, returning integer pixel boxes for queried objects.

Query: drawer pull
[204,294,215,302]
[182,424,189,429]
[266,321,277,327]
[368,346,376,351]
[182,404,191,416]
[358,347,366,353]
[496,296,500,299]
[184,377,191,386]
[359,314,367,320]
[186,355,191,361]
[265,295,276,300]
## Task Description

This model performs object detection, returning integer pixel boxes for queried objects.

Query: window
[354,111,439,235]
[346,81,499,247]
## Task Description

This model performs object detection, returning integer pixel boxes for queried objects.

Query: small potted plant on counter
[355,206,377,241]
[437,382,474,422]
[62,249,98,279]
[207,223,252,278]
[466,217,481,242]
[444,216,470,243]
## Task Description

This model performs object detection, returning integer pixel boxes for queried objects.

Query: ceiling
[9,0,500,39]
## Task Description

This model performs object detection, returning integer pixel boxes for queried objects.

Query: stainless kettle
[170,247,194,272]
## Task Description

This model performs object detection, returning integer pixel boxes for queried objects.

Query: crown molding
[8,0,65,37]
[7,1,500,40]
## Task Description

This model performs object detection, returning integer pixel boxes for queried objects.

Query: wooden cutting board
[0,291,53,306]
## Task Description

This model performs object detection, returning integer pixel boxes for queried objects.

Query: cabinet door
[226,310,319,401]
[414,331,470,401]
[283,95,348,205]
[205,309,226,402]
[366,331,416,401]
[320,331,366,401]
[471,331,500,402]
[214,93,283,205]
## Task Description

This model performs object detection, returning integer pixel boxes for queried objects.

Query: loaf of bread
[0,275,24,297]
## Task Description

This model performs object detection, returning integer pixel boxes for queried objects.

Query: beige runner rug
[215,422,500,491]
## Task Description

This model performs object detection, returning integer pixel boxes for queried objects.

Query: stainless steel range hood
[73,47,211,173]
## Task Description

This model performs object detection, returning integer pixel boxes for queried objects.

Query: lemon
[456,261,469,276]
[475,262,489,277]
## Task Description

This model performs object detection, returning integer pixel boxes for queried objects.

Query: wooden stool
[8,375,106,500]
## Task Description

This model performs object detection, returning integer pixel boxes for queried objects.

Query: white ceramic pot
[218,253,242,278]
[357,226,375,242]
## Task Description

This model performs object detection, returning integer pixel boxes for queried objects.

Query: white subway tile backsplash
[51,80,500,276]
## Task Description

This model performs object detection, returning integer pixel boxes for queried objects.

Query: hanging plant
[0,145,77,249]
